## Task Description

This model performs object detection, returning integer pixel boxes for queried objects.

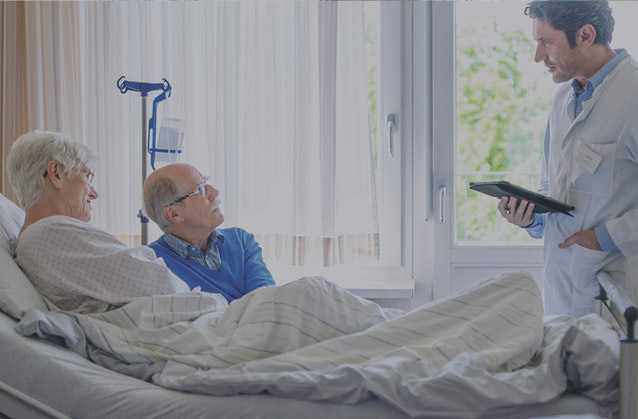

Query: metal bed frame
[597,271,638,419]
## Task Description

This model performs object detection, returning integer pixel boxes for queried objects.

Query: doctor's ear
[576,24,597,49]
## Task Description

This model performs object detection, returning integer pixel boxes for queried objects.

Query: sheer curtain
[1,2,90,203]
[1,1,379,267]
[0,1,152,240]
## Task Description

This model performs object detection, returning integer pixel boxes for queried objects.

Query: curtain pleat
[1,2,29,202]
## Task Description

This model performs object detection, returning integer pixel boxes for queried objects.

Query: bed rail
[0,379,70,419]
[597,270,638,419]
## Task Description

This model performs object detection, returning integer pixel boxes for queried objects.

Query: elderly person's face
[171,165,224,232]
[60,166,99,222]
[179,169,223,229]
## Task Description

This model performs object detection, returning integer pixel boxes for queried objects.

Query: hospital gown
[14,215,190,313]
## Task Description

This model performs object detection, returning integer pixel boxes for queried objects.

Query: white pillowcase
[0,193,23,252]
[0,193,48,319]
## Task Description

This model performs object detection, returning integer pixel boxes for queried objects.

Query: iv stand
[117,76,171,245]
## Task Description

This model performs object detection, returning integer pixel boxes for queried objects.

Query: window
[426,1,638,300]
[455,2,555,244]
[454,1,638,244]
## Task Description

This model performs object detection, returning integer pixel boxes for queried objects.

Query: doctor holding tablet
[497,1,638,317]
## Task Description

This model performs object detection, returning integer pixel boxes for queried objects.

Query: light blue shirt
[527,50,627,251]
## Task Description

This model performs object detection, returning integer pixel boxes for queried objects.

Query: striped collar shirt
[163,230,225,271]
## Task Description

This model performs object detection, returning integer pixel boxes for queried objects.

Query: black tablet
[469,180,575,216]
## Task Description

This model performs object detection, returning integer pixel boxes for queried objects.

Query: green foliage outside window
[456,16,555,243]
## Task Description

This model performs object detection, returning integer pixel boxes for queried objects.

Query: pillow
[0,192,24,252]
[0,193,48,319]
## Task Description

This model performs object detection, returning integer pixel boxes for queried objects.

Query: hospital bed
[0,192,626,418]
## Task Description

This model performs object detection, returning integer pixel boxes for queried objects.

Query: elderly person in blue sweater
[143,163,274,303]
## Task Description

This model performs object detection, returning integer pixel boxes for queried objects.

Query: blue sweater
[149,227,274,303]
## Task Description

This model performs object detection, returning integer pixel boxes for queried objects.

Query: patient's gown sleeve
[15,215,190,313]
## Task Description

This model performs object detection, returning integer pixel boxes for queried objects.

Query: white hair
[7,130,96,211]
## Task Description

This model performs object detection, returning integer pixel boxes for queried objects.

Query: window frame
[427,1,544,301]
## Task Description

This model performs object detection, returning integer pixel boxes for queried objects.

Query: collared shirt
[572,49,627,118]
[163,230,225,271]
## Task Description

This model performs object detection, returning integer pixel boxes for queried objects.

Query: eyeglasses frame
[43,166,95,185]
[168,176,210,206]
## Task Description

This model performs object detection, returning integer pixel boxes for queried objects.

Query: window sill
[273,268,414,299]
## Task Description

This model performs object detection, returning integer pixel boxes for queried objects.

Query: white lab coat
[538,53,638,317]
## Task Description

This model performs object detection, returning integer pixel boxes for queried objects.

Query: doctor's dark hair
[7,130,96,211]
[143,175,182,233]
[525,1,614,48]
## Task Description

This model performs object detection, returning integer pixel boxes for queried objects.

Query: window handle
[439,183,447,223]
[387,114,396,158]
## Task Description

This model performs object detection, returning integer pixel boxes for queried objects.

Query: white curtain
[1,1,380,266]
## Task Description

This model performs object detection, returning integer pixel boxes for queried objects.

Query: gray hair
[143,175,183,233]
[7,130,96,211]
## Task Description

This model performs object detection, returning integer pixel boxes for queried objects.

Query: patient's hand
[498,196,535,227]
[558,229,602,250]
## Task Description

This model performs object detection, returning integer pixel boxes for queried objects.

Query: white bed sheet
[5,276,619,419]
[0,309,613,419]
[0,311,409,419]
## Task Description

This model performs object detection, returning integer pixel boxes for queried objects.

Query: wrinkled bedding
[15,273,619,418]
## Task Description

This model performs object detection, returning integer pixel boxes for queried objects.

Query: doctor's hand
[558,229,602,251]
[498,196,535,227]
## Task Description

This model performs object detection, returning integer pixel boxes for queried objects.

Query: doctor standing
[498,1,638,317]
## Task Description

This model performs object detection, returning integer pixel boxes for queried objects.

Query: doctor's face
[533,19,585,84]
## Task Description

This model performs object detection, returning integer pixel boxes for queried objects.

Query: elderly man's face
[176,167,224,233]
[533,19,585,84]
[62,167,99,222]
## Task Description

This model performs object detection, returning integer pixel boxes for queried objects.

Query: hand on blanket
[558,229,602,251]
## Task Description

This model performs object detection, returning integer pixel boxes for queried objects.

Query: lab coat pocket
[569,244,610,309]
[570,139,616,196]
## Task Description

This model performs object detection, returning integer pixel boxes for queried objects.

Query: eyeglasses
[168,176,210,206]
[43,167,95,185]
[82,168,95,185]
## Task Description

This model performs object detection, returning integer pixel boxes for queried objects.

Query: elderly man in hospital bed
[143,163,274,303]
[7,130,190,313]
